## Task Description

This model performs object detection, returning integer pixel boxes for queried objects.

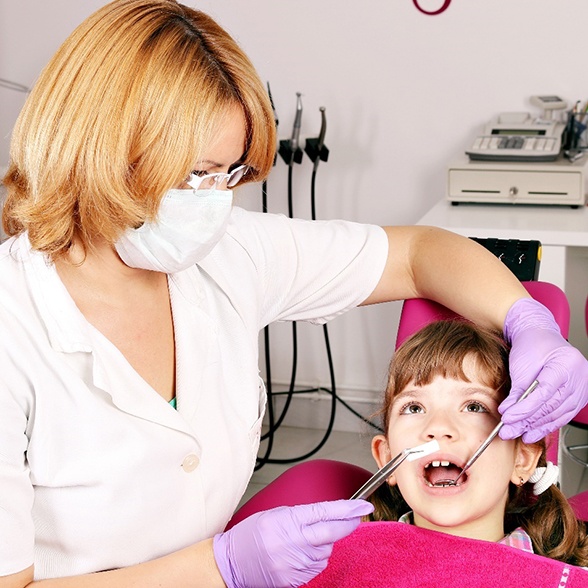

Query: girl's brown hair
[369,320,588,567]
[2,0,276,259]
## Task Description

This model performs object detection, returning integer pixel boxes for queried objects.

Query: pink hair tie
[528,462,559,495]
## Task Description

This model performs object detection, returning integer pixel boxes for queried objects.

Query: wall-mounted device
[465,96,567,163]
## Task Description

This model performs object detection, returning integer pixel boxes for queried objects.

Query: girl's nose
[423,411,460,441]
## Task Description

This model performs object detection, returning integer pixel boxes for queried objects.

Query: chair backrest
[395,281,570,465]
[225,459,372,530]
[571,295,588,429]
[396,281,570,349]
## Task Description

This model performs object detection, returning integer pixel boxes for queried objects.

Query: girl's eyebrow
[392,385,498,405]
[391,388,424,406]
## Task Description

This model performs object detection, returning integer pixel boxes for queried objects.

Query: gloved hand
[499,297,588,443]
[213,499,373,588]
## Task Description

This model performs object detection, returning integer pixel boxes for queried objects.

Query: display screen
[491,129,546,136]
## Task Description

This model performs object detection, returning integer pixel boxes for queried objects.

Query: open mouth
[424,460,466,487]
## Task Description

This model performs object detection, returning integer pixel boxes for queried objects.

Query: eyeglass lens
[188,165,248,190]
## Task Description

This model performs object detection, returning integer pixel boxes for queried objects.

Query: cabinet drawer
[448,168,584,205]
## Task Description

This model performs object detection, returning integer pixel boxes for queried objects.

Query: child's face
[372,354,540,542]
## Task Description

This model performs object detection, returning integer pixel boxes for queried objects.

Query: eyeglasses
[186,164,250,191]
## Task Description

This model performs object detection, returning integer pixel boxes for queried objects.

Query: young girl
[369,319,588,567]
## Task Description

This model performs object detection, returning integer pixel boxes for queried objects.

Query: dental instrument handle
[453,379,539,485]
[351,452,411,500]
[290,92,303,156]
[350,440,439,500]
[313,107,327,173]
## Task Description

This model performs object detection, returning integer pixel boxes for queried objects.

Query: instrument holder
[304,138,329,164]
[278,140,304,165]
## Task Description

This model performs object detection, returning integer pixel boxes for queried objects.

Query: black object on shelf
[470,237,541,281]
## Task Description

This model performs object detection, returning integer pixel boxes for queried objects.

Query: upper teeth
[428,461,450,467]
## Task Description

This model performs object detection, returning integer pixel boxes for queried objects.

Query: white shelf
[418,200,588,247]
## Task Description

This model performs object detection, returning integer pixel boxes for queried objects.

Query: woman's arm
[362,225,529,327]
[4,500,372,588]
[2,541,224,588]
[365,225,588,444]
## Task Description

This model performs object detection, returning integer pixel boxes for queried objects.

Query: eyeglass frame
[186,164,250,191]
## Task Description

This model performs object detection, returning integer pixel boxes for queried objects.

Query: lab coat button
[182,454,200,472]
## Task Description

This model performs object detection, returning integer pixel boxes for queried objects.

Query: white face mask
[114,188,233,273]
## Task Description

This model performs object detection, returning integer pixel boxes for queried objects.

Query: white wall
[1,1,587,406]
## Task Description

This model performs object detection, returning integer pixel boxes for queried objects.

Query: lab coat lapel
[168,270,221,427]
[88,331,197,439]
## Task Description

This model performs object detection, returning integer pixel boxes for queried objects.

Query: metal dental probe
[451,379,540,486]
[351,440,440,500]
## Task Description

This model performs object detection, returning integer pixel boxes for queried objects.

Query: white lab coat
[0,207,388,579]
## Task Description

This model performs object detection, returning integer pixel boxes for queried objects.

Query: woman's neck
[54,235,162,292]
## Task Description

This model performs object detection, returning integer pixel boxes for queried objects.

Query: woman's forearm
[11,540,225,588]
[364,225,529,328]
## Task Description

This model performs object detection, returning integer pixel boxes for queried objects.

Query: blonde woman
[1,1,587,587]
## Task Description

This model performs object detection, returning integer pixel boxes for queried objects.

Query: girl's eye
[400,402,424,415]
[465,401,488,413]
[191,170,209,178]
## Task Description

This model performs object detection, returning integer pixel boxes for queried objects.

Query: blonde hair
[369,320,588,567]
[2,0,276,258]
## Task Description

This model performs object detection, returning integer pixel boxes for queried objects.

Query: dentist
[1,1,587,587]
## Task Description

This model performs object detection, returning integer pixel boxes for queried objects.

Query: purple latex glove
[499,297,588,443]
[213,499,373,588]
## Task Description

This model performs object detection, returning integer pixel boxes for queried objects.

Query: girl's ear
[511,440,542,485]
[372,435,397,485]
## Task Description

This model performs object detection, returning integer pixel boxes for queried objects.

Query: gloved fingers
[499,381,566,435]
[291,499,373,528]
[497,383,526,416]
[498,382,551,424]
[302,514,363,550]
[500,359,571,424]
[295,499,373,548]
[499,399,574,441]
[520,401,582,443]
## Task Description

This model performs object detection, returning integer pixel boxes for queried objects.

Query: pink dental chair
[226,281,577,530]
[565,295,588,521]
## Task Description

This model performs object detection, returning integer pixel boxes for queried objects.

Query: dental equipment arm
[351,440,439,500]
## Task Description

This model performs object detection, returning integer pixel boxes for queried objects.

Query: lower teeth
[428,480,458,487]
